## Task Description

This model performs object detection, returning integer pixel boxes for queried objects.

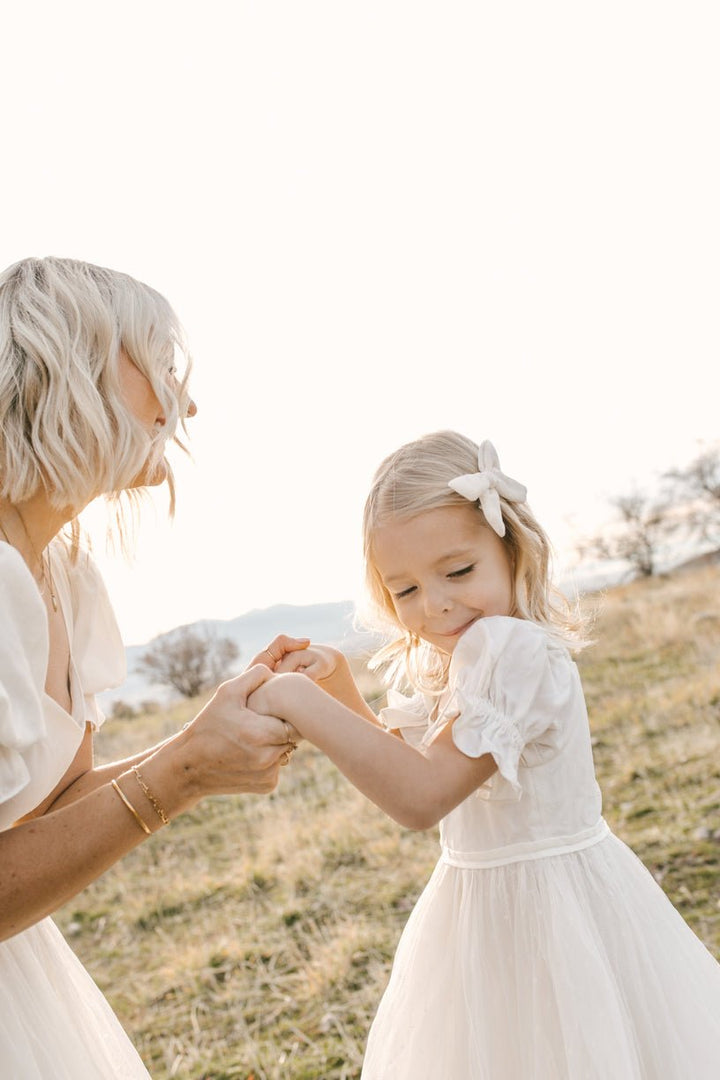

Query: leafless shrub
[579,489,675,578]
[110,699,138,721]
[664,442,720,545]
[136,627,240,699]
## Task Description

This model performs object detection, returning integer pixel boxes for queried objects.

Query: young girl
[251,431,720,1079]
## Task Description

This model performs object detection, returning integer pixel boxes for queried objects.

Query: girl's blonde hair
[0,256,192,529]
[362,430,587,691]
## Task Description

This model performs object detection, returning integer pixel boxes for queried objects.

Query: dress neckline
[0,539,77,722]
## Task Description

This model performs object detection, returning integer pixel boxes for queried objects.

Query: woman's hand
[173,664,297,801]
[249,634,310,671]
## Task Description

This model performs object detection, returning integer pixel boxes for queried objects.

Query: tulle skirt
[0,917,150,1079]
[362,834,720,1079]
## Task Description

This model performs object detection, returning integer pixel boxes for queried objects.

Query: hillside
[58,563,719,1079]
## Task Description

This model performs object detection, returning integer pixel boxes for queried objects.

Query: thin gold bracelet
[111,779,152,835]
[131,766,170,826]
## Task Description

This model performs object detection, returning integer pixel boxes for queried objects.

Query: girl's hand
[247,671,313,729]
[254,646,381,729]
[275,643,343,682]
[274,645,366,722]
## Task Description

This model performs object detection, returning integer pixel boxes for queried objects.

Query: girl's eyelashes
[392,564,474,599]
[448,563,475,579]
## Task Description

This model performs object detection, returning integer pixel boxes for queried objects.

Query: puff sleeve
[378,688,432,748]
[447,617,573,796]
[0,545,49,808]
[65,549,125,729]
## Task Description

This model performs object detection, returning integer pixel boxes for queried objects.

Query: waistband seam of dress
[440,818,610,869]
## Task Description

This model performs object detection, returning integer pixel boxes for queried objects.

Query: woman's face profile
[118,349,197,488]
[118,349,167,433]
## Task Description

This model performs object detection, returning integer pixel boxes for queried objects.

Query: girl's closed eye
[448,564,475,579]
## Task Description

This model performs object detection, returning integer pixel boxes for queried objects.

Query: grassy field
[56,563,720,1079]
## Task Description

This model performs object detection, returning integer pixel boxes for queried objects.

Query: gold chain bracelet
[131,766,170,826]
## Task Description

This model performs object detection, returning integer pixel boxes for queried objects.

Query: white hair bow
[448,440,527,538]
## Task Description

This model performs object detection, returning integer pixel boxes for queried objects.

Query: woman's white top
[0,540,125,829]
[0,540,155,1078]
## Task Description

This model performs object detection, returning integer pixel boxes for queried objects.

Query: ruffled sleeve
[447,617,573,797]
[62,546,126,729]
[378,688,432,748]
[0,545,49,808]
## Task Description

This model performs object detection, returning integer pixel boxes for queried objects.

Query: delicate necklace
[1,505,59,613]
[43,545,59,613]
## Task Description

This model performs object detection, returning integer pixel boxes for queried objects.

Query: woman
[0,256,300,1077]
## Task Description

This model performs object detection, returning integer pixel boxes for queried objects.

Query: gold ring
[282,720,298,749]
[265,647,279,663]
[279,749,292,766]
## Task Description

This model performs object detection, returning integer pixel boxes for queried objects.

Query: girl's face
[118,349,197,487]
[372,503,514,654]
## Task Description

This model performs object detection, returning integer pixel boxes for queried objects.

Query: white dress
[0,541,153,1079]
[361,617,720,1080]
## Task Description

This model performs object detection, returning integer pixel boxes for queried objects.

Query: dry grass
[56,565,720,1078]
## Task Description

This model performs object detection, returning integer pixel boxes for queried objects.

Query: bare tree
[136,627,240,699]
[665,443,720,545]
[579,489,674,579]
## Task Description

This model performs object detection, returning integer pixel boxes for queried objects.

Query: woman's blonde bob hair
[362,430,587,691]
[0,256,191,516]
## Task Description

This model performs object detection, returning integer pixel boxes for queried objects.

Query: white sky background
[3,2,719,644]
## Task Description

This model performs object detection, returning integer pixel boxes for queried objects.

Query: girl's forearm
[262,675,492,829]
[317,664,382,725]
[294,688,429,827]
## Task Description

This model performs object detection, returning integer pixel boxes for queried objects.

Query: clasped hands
[247,634,343,755]
[180,634,344,800]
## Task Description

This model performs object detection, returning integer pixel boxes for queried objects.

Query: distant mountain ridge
[98,601,385,709]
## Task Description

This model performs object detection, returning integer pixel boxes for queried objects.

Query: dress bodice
[380,617,603,864]
[0,541,125,830]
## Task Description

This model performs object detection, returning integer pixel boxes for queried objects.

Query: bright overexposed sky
[3,2,719,644]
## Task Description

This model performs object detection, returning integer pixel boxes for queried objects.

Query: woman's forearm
[48,733,179,810]
[3,706,279,938]
[0,735,197,941]
[2,669,291,940]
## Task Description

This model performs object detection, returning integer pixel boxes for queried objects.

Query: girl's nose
[423,587,450,618]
